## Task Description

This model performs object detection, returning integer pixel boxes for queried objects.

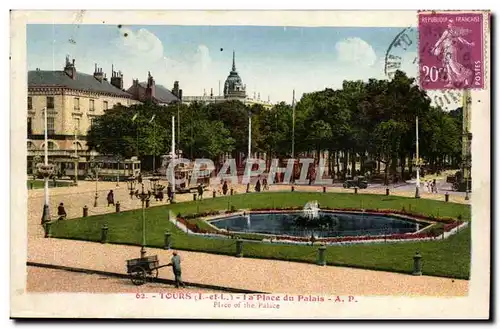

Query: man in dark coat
[167,251,186,288]
[107,190,115,206]
[57,202,67,220]
[197,183,204,200]
[255,179,261,192]
[222,181,228,195]
[167,184,173,203]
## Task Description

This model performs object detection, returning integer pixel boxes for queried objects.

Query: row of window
[27,117,94,136]
[27,140,57,150]
[27,96,109,111]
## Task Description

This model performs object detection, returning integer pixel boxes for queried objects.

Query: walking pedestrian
[255,179,261,192]
[197,183,204,200]
[262,177,268,191]
[167,251,186,288]
[222,181,228,195]
[107,190,115,207]
[167,184,173,203]
[423,181,428,192]
[432,179,438,193]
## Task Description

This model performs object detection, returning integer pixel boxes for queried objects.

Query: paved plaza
[25,173,470,296]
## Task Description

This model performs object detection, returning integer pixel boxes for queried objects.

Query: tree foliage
[86,70,463,179]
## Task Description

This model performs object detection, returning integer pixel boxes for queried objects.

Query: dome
[223,51,246,99]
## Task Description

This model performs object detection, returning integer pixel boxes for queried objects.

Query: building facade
[27,56,180,174]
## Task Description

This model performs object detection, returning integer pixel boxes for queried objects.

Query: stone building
[182,51,273,109]
[27,56,180,174]
[126,71,181,105]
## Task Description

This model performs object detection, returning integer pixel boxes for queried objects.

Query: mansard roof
[28,70,133,98]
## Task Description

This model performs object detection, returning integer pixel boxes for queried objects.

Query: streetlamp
[90,151,101,207]
[116,155,122,187]
[170,115,176,203]
[415,116,420,199]
[464,154,471,201]
[39,107,55,224]
[149,176,160,196]
[73,128,79,186]
[38,163,55,224]
[127,176,137,199]
[247,109,252,192]
[133,182,153,258]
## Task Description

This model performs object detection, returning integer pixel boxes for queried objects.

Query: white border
[6,4,493,321]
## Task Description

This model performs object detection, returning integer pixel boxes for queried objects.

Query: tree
[373,119,406,184]
[182,119,235,159]
[257,102,292,159]
[86,103,170,159]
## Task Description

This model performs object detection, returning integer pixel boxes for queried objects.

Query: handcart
[126,255,170,286]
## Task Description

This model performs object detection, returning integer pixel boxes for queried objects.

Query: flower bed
[171,207,465,245]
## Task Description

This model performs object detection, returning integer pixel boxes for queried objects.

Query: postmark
[418,12,484,90]
[384,26,463,111]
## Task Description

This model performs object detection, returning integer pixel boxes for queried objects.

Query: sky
[27,24,422,104]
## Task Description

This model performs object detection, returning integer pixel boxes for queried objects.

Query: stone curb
[27,262,265,294]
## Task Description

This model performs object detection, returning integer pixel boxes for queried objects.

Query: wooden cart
[126,255,170,286]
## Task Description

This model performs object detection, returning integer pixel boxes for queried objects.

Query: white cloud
[193,45,212,71]
[107,28,217,95]
[113,28,164,61]
[334,37,377,67]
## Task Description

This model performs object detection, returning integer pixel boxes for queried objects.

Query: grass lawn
[50,192,471,279]
[28,180,74,189]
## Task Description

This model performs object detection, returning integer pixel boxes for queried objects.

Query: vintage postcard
[10,10,491,319]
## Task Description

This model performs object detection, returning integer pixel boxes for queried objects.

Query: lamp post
[133,182,153,258]
[127,176,137,199]
[464,154,471,201]
[149,176,160,200]
[247,110,252,192]
[170,115,176,202]
[73,128,78,186]
[39,107,55,224]
[116,157,120,187]
[115,155,123,187]
[90,152,101,207]
[415,116,420,199]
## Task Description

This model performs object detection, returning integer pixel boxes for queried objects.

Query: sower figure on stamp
[431,19,475,88]
[167,251,186,288]
[107,190,115,206]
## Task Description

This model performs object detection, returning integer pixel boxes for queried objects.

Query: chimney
[210,88,213,98]
[172,81,180,98]
[93,64,104,83]
[110,65,124,90]
[133,78,139,86]
[64,55,77,80]
[145,71,155,101]
[179,89,183,102]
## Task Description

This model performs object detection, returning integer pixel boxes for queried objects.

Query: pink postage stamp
[419,12,485,90]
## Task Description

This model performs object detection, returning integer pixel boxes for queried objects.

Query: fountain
[244,212,251,228]
[303,201,320,220]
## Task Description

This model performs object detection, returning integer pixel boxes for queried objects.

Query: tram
[55,156,141,181]
[159,155,210,193]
